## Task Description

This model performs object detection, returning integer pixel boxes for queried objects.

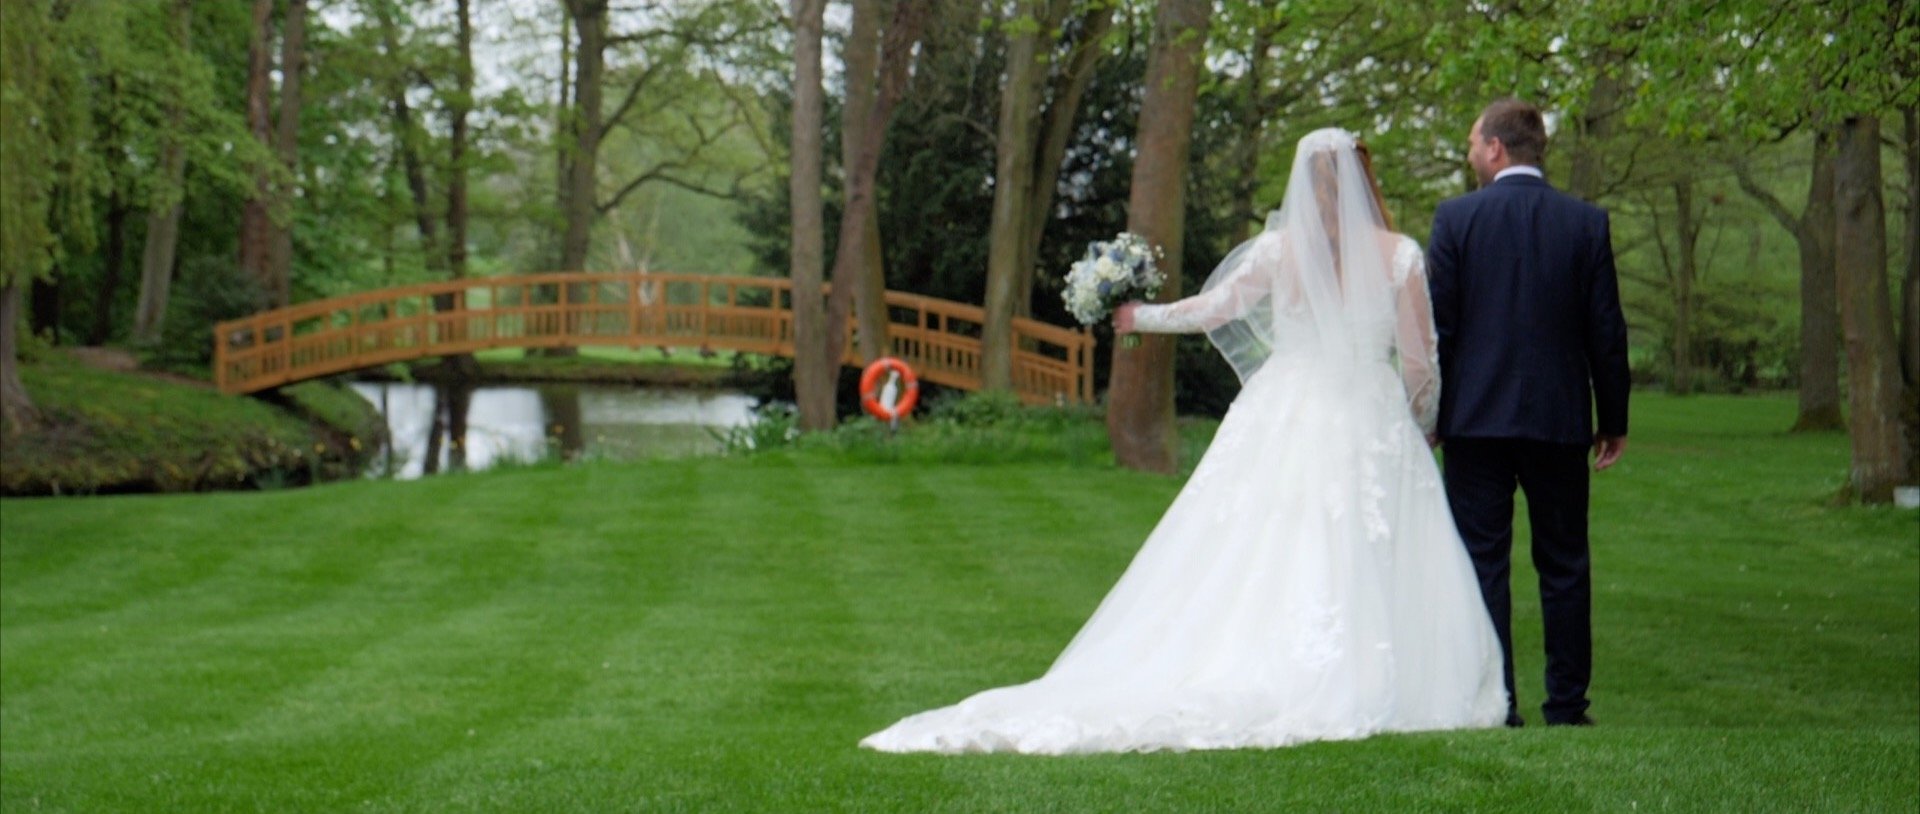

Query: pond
[350,382,758,479]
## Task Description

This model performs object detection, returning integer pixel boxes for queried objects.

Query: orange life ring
[859,357,920,423]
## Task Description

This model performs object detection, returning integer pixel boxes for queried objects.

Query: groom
[1425,99,1631,728]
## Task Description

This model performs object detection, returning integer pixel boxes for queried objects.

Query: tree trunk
[1798,132,1843,430]
[238,0,274,307]
[1832,115,1911,502]
[544,0,605,360]
[91,64,128,346]
[560,1,605,273]
[134,0,191,346]
[422,384,444,476]
[981,1,1065,391]
[1567,71,1623,202]
[1736,131,1841,429]
[0,280,36,435]
[266,0,305,308]
[789,0,834,430]
[554,7,572,262]
[1901,105,1919,389]
[842,0,890,364]
[88,192,128,346]
[1023,4,1114,303]
[375,0,439,268]
[1228,15,1277,244]
[444,380,473,472]
[135,188,183,344]
[449,0,473,280]
[441,0,475,358]
[822,2,931,372]
[1670,180,1698,396]
[1106,0,1211,474]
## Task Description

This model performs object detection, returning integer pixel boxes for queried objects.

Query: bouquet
[1061,232,1165,348]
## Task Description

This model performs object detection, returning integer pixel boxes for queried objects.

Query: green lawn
[1,395,1914,812]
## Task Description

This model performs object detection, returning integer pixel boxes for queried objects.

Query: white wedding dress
[862,130,1507,754]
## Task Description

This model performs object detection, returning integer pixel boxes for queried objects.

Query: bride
[862,128,1508,754]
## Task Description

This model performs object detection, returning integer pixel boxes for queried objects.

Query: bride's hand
[1114,302,1139,335]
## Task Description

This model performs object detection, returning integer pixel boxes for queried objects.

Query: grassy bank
[1,395,1914,811]
[0,353,381,495]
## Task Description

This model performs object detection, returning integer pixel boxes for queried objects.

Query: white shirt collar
[1494,165,1544,181]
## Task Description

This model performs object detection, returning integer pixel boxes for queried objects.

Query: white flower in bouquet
[1062,232,1164,346]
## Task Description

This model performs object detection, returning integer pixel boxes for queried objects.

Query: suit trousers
[1442,437,1592,722]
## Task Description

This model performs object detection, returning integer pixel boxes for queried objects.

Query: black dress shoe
[1546,714,1595,727]
[1504,712,1525,728]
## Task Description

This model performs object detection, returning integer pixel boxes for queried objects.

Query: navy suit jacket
[1427,174,1630,445]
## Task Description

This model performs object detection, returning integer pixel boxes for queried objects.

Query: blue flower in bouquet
[1061,232,1165,328]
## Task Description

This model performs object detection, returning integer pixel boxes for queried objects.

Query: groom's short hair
[1480,99,1547,166]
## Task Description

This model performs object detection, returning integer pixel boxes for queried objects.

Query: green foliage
[924,387,1026,426]
[724,387,1125,467]
[715,401,802,455]
[0,0,100,287]
[0,395,1914,811]
[149,256,264,371]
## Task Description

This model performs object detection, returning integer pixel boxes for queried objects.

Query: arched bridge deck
[213,272,1095,405]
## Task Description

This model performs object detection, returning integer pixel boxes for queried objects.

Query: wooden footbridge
[213,272,1094,405]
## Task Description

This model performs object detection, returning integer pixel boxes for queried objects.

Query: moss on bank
[1,355,382,496]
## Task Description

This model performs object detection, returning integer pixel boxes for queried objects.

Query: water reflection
[350,382,757,479]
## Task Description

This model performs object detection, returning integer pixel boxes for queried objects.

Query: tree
[981,0,1113,391]
[1832,113,1908,501]
[1107,0,1212,473]
[448,0,473,279]
[238,0,275,306]
[1820,1,1915,501]
[1645,177,1706,395]
[2,0,113,430]
[2,0,59,432]
[134,0,195,346]
[789,0,833,430]
[372,0,441,272]
[980,0,1070,391]
[558,1,771,273]
[266,0,307,308]
[557,0,607,272]
[840,0,889,363]
[1735,131,1841,431]
[1022,3,1112,301]
[1902,106,1919,392]
[821,1,932,373]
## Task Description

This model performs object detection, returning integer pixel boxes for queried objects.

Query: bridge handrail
[213,271,1094,406]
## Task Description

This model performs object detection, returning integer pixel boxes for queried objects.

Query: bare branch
[600,61,668,137]
[597,106,747,213]
[1732,160,1802,235]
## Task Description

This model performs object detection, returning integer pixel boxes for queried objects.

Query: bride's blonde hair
[1307,138,1396,242]
[1354,140,1394,231]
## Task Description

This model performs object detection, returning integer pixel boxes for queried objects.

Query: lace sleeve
[1132,235,1276,334]
[1393,238,1440,434]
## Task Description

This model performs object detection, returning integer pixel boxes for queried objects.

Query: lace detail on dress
[1360,436,1394,545]
[1391,235,1441,435]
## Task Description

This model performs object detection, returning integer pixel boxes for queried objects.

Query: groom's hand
[1592,434,1627,472]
